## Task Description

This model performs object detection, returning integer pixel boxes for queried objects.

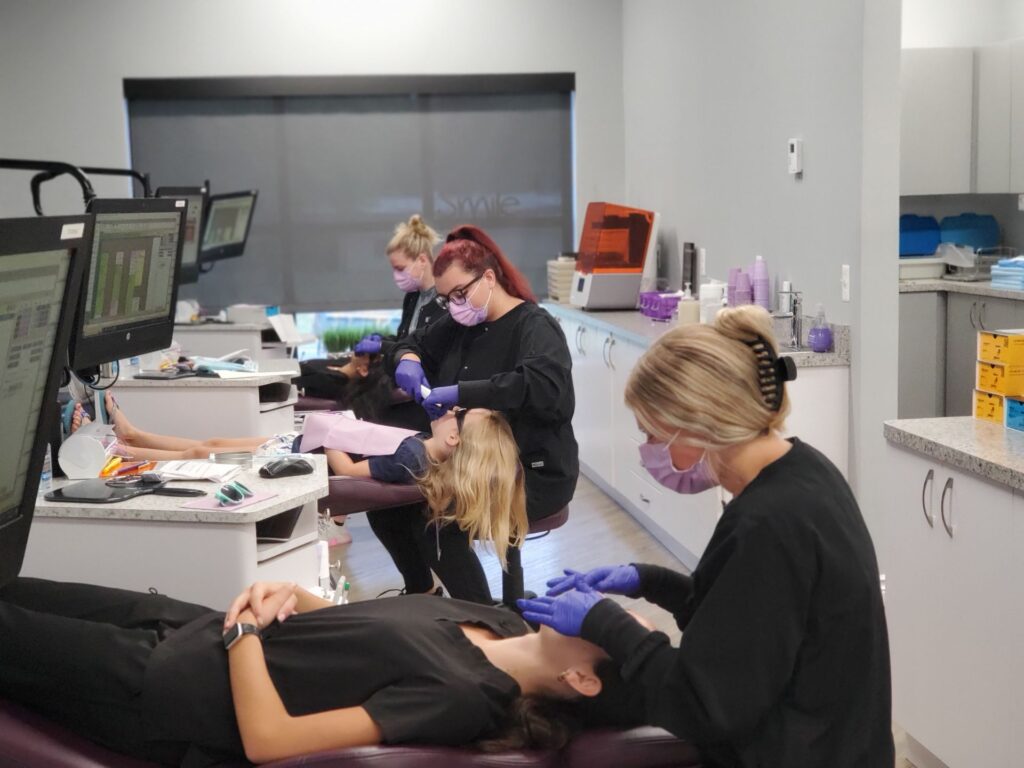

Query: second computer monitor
[155,185,207,285]
[200,189,258,263]
[69,197,186,371]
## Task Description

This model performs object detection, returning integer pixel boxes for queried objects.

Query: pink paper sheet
[299,413,419,456]
[180,490,277,511]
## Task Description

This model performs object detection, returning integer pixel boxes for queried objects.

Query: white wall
[902,0,1024,48]
[621,0,902,544]
[0,0,625,231]
[622,0,864,325]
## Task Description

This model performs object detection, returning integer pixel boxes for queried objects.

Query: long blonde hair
[624,305,790,451]
[387,214,440,260]
[416,411,527,568]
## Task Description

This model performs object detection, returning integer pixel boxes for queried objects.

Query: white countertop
[884,417,1024,491]
[35,454,328,523]
[117,371,294,389]
[542,302,850,368]
[899,278,1024,301]
[174,322,269,332]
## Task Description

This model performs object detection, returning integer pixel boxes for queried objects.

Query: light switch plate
[1018,194,1024,211]
[841,264,851,302]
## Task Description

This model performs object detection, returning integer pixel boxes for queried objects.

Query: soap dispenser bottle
[807,304,833,353]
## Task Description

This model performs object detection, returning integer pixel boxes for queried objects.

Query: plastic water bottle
[39,443,53,494]
[752,254,771,311]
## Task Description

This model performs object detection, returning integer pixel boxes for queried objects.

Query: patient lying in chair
[73,394,526,567]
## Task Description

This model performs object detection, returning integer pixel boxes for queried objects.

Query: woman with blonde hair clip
[522,305,894,768]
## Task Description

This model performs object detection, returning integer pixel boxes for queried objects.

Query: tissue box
[974,390,1005,423]
[976,361,1024,396]
[978,330,1024,365]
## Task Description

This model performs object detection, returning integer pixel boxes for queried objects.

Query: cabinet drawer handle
[601,336,611,368]
[920,469,934,527]
[576,325,586,355]
[969,302,978,330]
[979,302,988,331]
[607,338,616,369]
[638,493,651,504]
[940,477,954,539]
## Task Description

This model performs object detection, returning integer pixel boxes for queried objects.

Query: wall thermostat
[788,138,803,176]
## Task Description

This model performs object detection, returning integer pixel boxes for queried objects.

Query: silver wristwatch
[222,622,260,650]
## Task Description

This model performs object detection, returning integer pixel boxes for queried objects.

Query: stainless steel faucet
[775,290,803,349]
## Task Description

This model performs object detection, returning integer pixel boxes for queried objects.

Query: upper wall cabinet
[901,48,974,195]
[977,43,1012,193]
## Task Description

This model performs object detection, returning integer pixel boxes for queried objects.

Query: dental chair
[296,394,340,412]
[0,697,703,767]
[319,476,569,606]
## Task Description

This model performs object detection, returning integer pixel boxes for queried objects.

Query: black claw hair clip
[743,336,798,412]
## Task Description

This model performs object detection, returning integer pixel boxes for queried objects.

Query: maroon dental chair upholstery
[295,395,340,412]
[0,697,702,767]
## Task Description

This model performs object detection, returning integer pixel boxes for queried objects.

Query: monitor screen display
[81,210,180,340]
[200,190,257,261]
[155,187,206,282]
[0,249,71,528]
[70,198,185,371]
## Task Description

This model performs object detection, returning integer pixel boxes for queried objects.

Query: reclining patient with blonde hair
[76,395,527,569]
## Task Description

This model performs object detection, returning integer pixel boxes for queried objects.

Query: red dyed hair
[433,225,537,303]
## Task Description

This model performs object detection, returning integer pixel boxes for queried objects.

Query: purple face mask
[392,264,422,293]
[638,441,717,495]
[448,280,491,327]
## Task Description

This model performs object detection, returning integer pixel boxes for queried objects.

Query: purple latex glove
[353,334,383,355]
[422,385,459,420]
[546,565,641,598]
[395,359,430,403]
[517,582,603,637]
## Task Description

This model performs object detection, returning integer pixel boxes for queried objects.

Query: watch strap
[223,622,260,650]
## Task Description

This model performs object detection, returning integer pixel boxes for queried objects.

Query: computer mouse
[259,456,314,479]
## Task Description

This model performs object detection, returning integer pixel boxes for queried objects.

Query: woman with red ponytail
[372,225,578,604]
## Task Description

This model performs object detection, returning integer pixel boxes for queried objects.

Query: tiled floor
[331,474,914,767]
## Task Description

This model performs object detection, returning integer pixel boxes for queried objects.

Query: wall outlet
[841,264,851,302]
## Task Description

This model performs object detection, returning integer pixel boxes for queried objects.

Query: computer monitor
[0,215,91,588]
[156,186,207,284]
[200,190,258,263]
[69,198,186,371]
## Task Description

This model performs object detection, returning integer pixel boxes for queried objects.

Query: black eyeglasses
[454,407,468,434]
[436,274,484,311]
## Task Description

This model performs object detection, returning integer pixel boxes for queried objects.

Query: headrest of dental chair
[320,475,426,517]
[563,727,702,768]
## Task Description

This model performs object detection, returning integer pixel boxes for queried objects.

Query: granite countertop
[174,322,269,332]
[34,455,329,523]
[542,302,850,368]
[884,417,1024,491]
[117,371,294,388]
[899,278,1024,301]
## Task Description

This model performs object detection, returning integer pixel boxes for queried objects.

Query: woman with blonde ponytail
[523,305,894,768]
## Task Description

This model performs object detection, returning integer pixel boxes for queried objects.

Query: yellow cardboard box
[975,390,1005,423]
[977,361,1024,396]
[978,330,1024,365]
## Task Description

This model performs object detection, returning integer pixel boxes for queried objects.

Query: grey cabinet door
[946,294,1023,415]
[899,292,946,418]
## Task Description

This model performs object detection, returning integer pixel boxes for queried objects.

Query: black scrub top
[396,288,445,339]
[581,439,894,768]
[140,596,527,765]
[391,302,579,521]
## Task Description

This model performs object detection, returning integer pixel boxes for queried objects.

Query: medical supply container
[976,360,1024,396]
[978,329,1024,365]
[1004,397,1024,432]
[974,390,1005,423]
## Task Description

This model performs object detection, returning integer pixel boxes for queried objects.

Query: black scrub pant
[367,502,493,604]
[0,578,210,764]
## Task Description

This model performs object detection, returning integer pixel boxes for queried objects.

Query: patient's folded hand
[225,581,299,629]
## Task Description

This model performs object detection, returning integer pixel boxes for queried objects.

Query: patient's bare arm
[326,449,372,477]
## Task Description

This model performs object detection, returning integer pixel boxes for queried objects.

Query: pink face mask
[638,441,717,495]
[392,263,423,293]
[448,280,492,327]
